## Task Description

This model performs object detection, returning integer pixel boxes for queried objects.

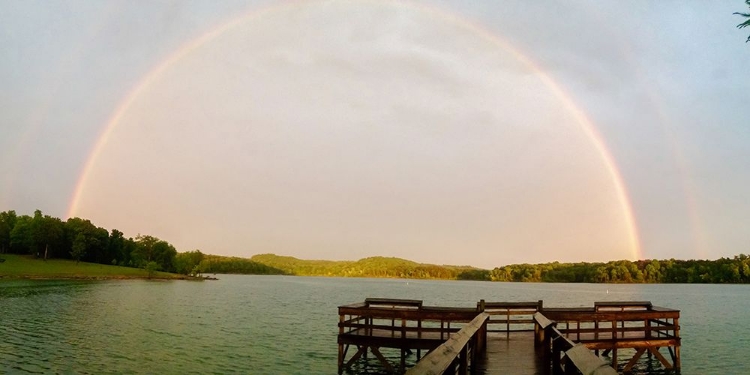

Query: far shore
[0,254,207,281]
[0,274,203,281]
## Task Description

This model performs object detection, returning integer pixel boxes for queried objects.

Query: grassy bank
[0,254,191,280]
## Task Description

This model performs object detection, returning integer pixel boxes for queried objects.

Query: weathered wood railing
[338,298,479,373]
[339,299,680,374]
[534,312,618,375]
[541,302,681,372]
[477,300,541,335]
[404,313,489,375]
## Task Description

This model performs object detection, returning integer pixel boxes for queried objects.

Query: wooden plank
[338,335,445,350]
[648,347,674,369]
[345,346,367,368]
[483,301,541,309]
[565,345,618,375]
[339,323,461,335]
[623,348,646,372]
[651,306,681,312]
[405,313,489,375]
[543,310,679,322]
[595,301,652,309]
[580,339,678,350]
[534,312,555,330]
[366,298,423,308]
[370,347,394,372]
[338,309,478,321]
[473,332,549,375]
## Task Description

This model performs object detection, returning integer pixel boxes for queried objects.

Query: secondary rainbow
[67,0,643,260]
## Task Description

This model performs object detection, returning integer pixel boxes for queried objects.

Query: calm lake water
[0,275,747,374]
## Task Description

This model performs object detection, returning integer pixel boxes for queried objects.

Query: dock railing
[477,300,541,335]
[404,313,489,375]
[541,302,681,371]
[534,312,618,375]
[338,298,479,373]
[339,299,680,374]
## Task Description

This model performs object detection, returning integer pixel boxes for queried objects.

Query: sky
[2,0,749,268]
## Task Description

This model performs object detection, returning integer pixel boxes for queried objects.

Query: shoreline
[0,274,208,281]
[0,254,214,281]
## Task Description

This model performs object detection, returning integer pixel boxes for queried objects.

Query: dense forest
[0,209,184,274]
[246,253,477,279]
[222,254,750,284]
[487,256,750,283]
[2,210,750,283]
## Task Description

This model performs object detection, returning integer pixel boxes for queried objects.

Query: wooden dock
[473,332,547,374]
[337,298,680,374]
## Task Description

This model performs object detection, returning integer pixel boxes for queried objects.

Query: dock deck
[474,332,548,375]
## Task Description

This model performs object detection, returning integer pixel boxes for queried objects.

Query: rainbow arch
[66,0,643,261]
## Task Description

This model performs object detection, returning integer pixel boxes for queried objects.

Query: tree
[152,241,177,273]
[0,210,17,253]
[89,226,110,264]
[123,237,138,267]
[108,229,125,265]
[9,214,33,254]
[31,211,64,260]
[145,261,159,279]
[132,235,177,272]
[131,234,158,267]
[175,250,205,275]
[71,233,86,264]
[736,0,750,42]
[65,217,108,263]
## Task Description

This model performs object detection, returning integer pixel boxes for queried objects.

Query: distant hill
[247,253,490,280]
[199,254,286,275]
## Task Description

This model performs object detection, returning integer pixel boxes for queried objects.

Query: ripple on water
[1,277,749,374]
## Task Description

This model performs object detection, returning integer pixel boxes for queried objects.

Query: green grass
[0,254,187,280]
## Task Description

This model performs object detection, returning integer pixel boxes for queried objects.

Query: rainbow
[66,0,643,260]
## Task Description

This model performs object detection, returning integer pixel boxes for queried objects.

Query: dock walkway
[474,332,547,375]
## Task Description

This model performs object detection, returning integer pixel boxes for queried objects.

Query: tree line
[247,253,481,279]
[3,209,750,283]
[0,210,183,274]
[0,210,284,277]
[241,254,750,283]
[487,256,750,283]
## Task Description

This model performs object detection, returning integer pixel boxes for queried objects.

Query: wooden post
[483,318,489,361]
[564,355,577,375]
[611,348,618,370]
[338,313,345,374]
[364,316,370,360]
[337,345,344,374]
[552,336,563,375]
[401,318,407,371]
[459,345,468,375]
[674,317,681,370]
[401,348,406,373]
[544,325,553,365]
[505,307,510,336]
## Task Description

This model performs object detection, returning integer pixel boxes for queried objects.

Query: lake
[0,275,747,374]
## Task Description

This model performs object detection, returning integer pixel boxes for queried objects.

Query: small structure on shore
[338,298,680,374]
